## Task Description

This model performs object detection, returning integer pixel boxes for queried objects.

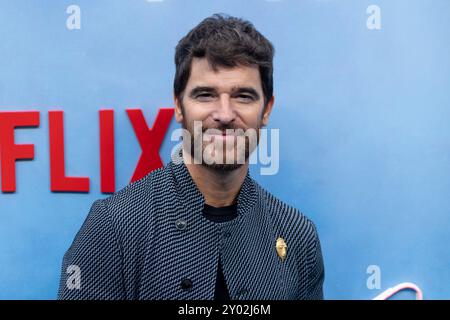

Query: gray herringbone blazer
[58,158,324,300]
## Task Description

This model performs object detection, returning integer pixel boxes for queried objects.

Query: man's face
[174,57,274,171]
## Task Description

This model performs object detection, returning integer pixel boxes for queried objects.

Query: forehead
[186,57,262,92]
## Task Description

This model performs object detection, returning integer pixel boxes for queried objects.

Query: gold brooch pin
[276,237,287,262]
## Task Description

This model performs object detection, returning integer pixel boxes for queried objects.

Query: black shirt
[202,203,238,301]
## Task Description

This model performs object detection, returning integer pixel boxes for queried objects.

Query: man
[58,14,324,300]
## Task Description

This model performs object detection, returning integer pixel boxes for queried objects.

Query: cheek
[239,108,264,128]
[181,106,213,134]
[182,103,210,122]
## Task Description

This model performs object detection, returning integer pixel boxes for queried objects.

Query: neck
[183,151,248,207]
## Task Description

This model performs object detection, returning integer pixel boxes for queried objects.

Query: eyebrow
[188,86,261,100]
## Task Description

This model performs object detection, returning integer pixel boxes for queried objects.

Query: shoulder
[100,165,169,215]
[254,181,319,245]
[89,165,171,237]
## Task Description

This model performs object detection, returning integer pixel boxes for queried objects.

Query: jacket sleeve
[306,222,325,300]
[57,199,125,300]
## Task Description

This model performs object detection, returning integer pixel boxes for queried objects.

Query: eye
[195,93,215,101]
[236,94,254,103]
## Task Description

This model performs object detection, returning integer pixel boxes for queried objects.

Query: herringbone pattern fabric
[58,155,324,300]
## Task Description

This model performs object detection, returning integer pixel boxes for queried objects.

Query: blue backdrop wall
[0,0,449,299]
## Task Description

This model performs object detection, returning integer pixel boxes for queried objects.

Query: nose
[211,94,236,125]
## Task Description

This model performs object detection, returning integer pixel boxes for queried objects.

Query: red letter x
[126,108,174,183]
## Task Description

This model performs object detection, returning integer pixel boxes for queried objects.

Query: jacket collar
[167,149,258,223]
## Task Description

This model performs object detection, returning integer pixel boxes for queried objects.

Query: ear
[261,96,275,127]
[174,94,184,124]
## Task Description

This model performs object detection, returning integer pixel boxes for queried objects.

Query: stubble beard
[180,106,261,173]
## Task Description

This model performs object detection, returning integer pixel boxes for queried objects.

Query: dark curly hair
[174,13,275,107]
